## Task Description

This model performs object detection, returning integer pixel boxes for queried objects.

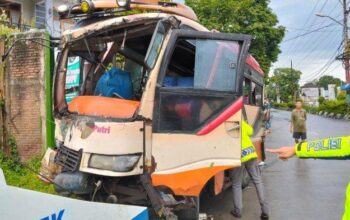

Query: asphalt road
[201,109,350,220]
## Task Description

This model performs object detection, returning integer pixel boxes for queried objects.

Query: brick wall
[5,31,48,161]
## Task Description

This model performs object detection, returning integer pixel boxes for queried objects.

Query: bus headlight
[89,154,141,172]
[116,0,131,8]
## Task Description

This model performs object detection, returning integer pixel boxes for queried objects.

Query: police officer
[267,136,350,220]
[230,120,269,219]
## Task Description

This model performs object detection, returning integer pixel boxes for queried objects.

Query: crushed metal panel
[0,169,148,220]
[62,13,205,43]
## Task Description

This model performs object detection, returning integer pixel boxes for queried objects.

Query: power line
[282,0,322,60]
[302,52,338,81]
[303,41,343,79]
[294,26,342,67]
[301,61,340,83]
[286,13,343,67]
[281,0,332,67]
[320,62,341,77]
[278,1,343,70]
[282,23,337,43]
[287,27,341,32]
[301,41,343,81]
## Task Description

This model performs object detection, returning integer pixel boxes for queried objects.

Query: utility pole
[291,60,297,101]
[316,2,350,103]
[343,0,350,84]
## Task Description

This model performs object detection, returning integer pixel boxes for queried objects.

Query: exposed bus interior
[56,20,164,119]
[156,37,242,132]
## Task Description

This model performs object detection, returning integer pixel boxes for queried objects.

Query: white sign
[0,169,148,220]
[301,88,319,97]
[45,0,54,36]
[328,84,336,100]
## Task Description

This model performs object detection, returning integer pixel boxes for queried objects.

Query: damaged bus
[40,0,266,219]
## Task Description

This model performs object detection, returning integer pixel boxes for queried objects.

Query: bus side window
[253,82,263,107]
[243,78,251,104]
[156,38,241,132]
[244,79,263,106]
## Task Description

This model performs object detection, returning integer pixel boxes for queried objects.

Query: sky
[269,0,345,84]
[174,0,346,84]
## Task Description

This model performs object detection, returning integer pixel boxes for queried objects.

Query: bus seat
[164,76,177,87]
[177,77,194,87]
[163,76,194,88]
[174,77,194,119]
[163,76,195,119]
[94,67,133,99]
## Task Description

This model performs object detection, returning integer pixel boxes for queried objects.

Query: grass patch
[0,151,56,194]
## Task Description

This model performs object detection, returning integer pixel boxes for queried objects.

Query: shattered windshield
[61,22,160,104]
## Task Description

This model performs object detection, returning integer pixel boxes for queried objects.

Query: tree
[316,75,344,89]
[185,0,285,74]
[269,68,302,103]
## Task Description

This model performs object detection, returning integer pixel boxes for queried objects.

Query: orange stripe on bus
[151,165,237,196]
[68,96,140,118]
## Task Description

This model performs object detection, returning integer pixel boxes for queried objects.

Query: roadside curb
[317,111,350,121]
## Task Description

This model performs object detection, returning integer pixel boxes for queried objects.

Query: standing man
[230,120,269,219]
[290,100,307,143]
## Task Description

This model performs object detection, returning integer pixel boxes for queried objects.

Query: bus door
[151,29,251,196]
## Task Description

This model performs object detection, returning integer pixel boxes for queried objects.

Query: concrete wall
[5,30,51,161]
[11,0,35,26]
[11,0,76,26]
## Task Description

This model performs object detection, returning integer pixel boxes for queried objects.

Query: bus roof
[59,1,264,77]
[246,55,264,76]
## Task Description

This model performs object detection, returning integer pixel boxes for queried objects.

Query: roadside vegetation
[273,91,350,117]
[266,65,349,117]
[0,137,55,194]
[267,67,302,103]
[0,10,53,193]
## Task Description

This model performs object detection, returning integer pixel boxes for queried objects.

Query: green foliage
[0,98,4,107]
[272,102,286,109]
[319,99,348,115]
[272,101,294,110]
[5,136,22,173]
[337,91,346,101]
[269,67,302,103]
[185,0,285,74]
[316,75,344,89]
[273,92,350,115]
[0,9,19,44]
[8,136,19,161]
[303,105,319,114]
[318,96,325,105]
[0,10,54,194]
[0,151,56,194]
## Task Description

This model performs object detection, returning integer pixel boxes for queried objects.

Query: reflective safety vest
[294,135,350,219]
[241,120,258,163]
[344,183,350,220]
